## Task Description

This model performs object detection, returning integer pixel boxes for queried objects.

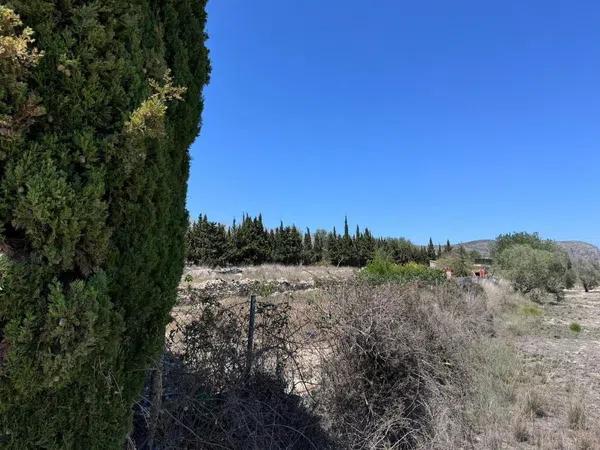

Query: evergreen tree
[327,227,341,265]
[272,223,302,265]
[0,2,209,447]
[232,214,270,265]
[339,216,354,266]
[302,227,314,265]
[356,227,376,266]
[427,237,436,260]
[186,215,228,267]
[313,229,326,263]
[445,239,452,253]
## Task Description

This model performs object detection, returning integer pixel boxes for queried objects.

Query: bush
[360,252,445,284]
[313,281,490,448]
[133,292,333,449]
[0,2,209,446]
[569,322,582,333]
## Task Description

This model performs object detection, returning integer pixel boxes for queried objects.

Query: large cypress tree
[427,237,436,260]
[0,2,209,447]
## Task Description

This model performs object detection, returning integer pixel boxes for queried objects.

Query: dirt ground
[512,288,600,449]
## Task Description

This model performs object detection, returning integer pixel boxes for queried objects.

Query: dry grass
[522,389,547,418]
[568,397,587,430]
[136,266,600,449]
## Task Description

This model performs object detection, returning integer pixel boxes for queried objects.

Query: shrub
[520,305,543,317]
[313,281,489,448]
[0,2,209,447]
[569,322,582,333]
[360,252,445,284]
[134,292,332,449]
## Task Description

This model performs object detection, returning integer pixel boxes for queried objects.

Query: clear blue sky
[187,0,600,246]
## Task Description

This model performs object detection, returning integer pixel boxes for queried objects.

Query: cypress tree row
[184,213,442,269]
[0,2,210,447]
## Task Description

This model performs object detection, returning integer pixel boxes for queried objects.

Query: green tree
[272,223,302,265]
[327,227,341,265]
[313,229,327,263]
[302,227,314,265]
[186,215,229,267]
[232,214,270,265]
[339,216,354,266]
[0,3,209,447]
[427,238,436,260]
[575,260,600,292]
[445,239,452,253]
[493,232,555,256]
[356,227,376,266]
[495,244,570,301]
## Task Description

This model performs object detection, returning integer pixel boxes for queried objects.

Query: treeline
[186,214,452,267]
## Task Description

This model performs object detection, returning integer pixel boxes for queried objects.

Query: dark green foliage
[0,2,209,447]
[186,215,229,267]
[313,229,326,263]
[445,239,452,253]
[355,227,376,267]
[231,214,270,265]
[427,237,436,260]
[185,214,436,269]
[272,223,303,265]
[360,252,445,284]
[493,232,555,256]
[302,228,314,265]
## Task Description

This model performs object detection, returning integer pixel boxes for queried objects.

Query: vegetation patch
[520,304,543,317]
[569,322,582,333]
[360,252,445,284]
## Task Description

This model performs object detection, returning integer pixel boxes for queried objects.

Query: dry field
[165,267,600,449]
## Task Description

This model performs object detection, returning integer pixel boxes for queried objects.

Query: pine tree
[445,239,452,253]
[233,214,270,265]
[313,229,326,263]
[339,216,354,266]
[0,3,210,446]
[272,223,302,264]
[302,228,314,265]
[327,227,341,265]
[427,237,436,260]
[356,227,375,266]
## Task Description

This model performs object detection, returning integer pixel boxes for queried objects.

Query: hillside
[460,239,600,262]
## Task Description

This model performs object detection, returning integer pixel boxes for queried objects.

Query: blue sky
[187,1,600,246]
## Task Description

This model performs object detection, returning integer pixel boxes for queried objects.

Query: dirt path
[515,289,600,448]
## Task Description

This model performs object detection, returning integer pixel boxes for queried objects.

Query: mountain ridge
[459,239,600,262]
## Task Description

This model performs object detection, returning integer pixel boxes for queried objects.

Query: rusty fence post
[245,294,257,379]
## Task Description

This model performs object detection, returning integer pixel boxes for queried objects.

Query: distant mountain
[459,239,600,262]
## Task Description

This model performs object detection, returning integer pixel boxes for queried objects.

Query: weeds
[570,322,582,333]
[568,398,586,430]
[522,389,546,418]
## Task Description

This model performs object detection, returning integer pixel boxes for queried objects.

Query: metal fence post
[245,294,257,379]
